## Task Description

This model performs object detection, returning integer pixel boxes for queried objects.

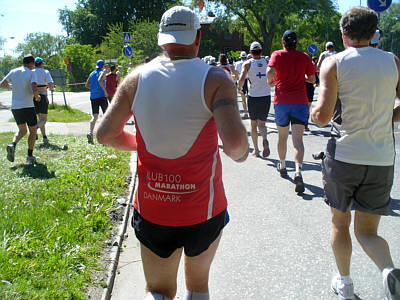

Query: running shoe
[262,139,270,158]
[312,151,325,160]
[252,150,260,158]
[43,136,49,144]
[277,162,287,177]
[331,275,355,300]
[87,133,94,144]
[6,144,15,162]
[383,268,400,300]
[243,113,249,119]
[294,172,305,194]
[26,155,38,164]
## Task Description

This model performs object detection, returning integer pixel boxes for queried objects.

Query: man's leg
[27,125,38,152]
[331,207,352,276]
[277,125,289,162]
[88,113,98,144]
[141,244,183,300]
[354,211,394,271]
[14,124,28,145]
[257,120,269,157]
[37,113,48,138]
[250,120,259,156]
[291,123,305,169]
[239,92,248,117]
[184,232,222,299]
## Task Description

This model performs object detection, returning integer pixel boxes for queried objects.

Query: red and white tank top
[132,57,227,226]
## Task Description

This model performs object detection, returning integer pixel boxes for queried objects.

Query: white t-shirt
[4,66,35,109]
[32,68,53,95]
[247,58,271,97]
[234,59,247,79]
[329,47,398,166]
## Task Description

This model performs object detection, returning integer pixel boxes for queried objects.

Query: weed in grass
[0,132,131,299]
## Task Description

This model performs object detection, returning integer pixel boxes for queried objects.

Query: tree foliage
[15,33,66,70]
[380,3,400,57]
[58,0,181,46]
[62,43,95,91]
[201,0,338,55]
[0,55,20,79]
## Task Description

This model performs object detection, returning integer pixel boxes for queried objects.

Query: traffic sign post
[123,32,131,44]
[307,44,318,55]
[123,45,133,57]
[367,0,392,12]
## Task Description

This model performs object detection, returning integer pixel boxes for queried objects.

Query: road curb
[101,152,137,300]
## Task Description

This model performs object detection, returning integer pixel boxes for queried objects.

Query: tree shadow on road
[10,162,56,180]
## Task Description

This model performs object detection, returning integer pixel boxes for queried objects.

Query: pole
[51,90,54,105]
[62,84,67,107]
[326,13,329,42]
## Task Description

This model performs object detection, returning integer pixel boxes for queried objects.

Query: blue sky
[0,0,398,56]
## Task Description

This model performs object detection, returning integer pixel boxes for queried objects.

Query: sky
[0,0,398,56]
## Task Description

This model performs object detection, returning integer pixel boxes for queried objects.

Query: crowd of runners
[1,4,400,300]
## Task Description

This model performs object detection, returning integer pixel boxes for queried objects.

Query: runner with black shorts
[85,59,108,144]
[234,51,249,119]
[96,6,249,300]
[238,41,271,158]
[32,57,54,143]
[0,54,41,163]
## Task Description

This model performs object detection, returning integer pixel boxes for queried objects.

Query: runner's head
[158,6,201,58]
[282,30,297,50]
[219,53,228,65]
[34,57,44,68]
[96,59,105,69]
[249,42,262,58]
[325,41,334,51]
[22,54,35,69]
[240,51,247,61]
[340,6,377,44]
[110,65,116,73]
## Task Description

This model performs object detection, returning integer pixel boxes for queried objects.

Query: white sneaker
[383,268,400,300]
[26,155,38,164]
[331,275,355,300]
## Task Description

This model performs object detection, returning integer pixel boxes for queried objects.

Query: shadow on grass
[37,142,67,151]
[10,162,56,179]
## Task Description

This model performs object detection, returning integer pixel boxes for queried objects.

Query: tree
[200,0,337,55]
[380,3,400,57]
[63,43,95,91]
[16,33,66,70]
[58,0,181,46]
[0,55,20,79]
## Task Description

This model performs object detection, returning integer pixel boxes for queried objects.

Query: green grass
[0,133,131,299]
[9,104,91,123]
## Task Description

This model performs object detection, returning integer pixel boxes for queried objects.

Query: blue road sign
[123,32,131,44]
[367,0,392,12]
[123,45,133,57]
[307,44,318,55]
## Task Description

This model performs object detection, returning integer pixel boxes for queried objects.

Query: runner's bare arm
[98,71,108,97]
[317,52,325,71]
[312,57,337,126]
[0,78,9,89]
[205,68,249,162]
[96,70,139,151]
[237,62,249,90]
[393,55,400,122]
[85,76,90,89]
[31,82,40,101]
[266,66,276,86]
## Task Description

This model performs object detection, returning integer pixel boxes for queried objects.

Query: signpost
[367,0,392,12]
[123,45,133,57]
[49,69,68,106]
[123,32,131,44]
[307,44,318,55]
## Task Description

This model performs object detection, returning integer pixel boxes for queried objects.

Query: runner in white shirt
[0,54,41,163]
[238,42,271,158]
[32,57,54,143]
[234,51,249,119]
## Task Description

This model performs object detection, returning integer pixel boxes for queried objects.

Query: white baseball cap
[325,41,334,48]
[158,6,201,46]
[250,42,262,51]
[240,51,247,58]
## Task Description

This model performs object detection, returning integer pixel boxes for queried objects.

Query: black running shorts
[322,156,394,215]
[90,97,108,115]
[11,107,37,126]
[132,209,229,258]
[248,95,271,121]
[33,94,49,114]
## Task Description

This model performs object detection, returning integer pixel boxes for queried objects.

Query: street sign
[50,69,67,86]
[367,0,392,12]
[123,45,133,57]
[307,44,318,55]
[123,32,131,44]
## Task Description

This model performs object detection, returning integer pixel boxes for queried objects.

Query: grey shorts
[322,156,394,215]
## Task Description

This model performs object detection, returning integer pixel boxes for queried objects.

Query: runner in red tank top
[105,65,119,102]
[96,6,249,300]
